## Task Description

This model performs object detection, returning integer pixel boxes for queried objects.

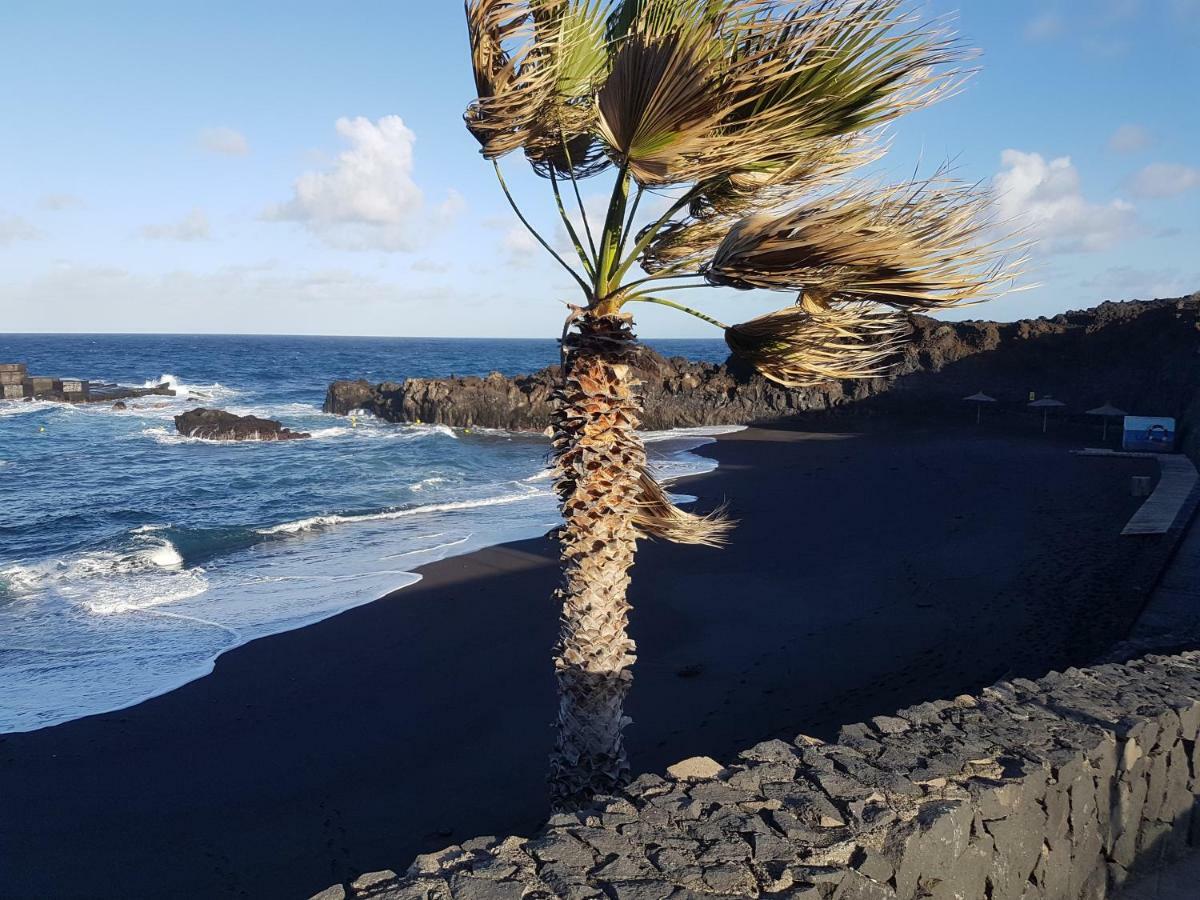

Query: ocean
[0,334,735,733]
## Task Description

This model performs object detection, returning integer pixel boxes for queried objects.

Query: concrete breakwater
[323,296,1200,432]
[317,650,1200,900]
[0,362,175,404]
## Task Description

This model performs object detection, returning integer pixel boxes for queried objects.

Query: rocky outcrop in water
[324,295,1200,431]
[174,409,310,442]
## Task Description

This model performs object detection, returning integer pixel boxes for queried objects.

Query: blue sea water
[0,334,733,733]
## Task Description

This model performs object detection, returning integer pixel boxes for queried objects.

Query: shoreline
[0,424,732,735]
[0,422,1162,899]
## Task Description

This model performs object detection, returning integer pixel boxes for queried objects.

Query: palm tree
[463,0,1021,810]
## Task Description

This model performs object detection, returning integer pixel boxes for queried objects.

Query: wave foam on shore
[0,424,738,733]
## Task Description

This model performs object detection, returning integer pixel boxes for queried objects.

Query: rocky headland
[324,296,1200,432]
[174,408,311,441]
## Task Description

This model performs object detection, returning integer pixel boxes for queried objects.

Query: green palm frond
[524,0,615,177]
[595,10,730,185]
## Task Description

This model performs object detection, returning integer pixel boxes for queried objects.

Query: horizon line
[1,332,733,341]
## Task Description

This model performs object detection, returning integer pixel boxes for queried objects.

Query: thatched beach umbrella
[1086,402,1127,441]
[963,390,996,424]
[1029,397,1066,433]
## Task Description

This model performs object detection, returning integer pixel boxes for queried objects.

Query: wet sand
[0,424,1160,899]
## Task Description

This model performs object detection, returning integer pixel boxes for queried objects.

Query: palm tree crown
[464,0,1022,809]
[466,0,1020,382]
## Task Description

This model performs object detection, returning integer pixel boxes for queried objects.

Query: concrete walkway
[1115,452,1200,897]
[1121,457,1200,649]
[1133,511,1200,640]
[1123,454,1199,535]
[1074,449,1199,535]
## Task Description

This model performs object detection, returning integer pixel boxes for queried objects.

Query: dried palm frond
[631,468,732,545]
[640,136,879,275]
[706,174,1025,309]
[467,0,615,176]
[724,301,911,386]
[465,0,551,158]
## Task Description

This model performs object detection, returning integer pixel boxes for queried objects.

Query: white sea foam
[642,425,746,443]
[138,426,305,446]
[256,487,547,536]
[409,476,447,491]
[0,399,61,417]
[381,533,471,560]
[139,419,458,445]
[144,373,238,402]
[1,532,207,615]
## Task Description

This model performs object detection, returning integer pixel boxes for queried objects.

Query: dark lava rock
[174,408,310,441]
[323,296,1200,432]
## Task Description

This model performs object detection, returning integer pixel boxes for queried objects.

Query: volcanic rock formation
[324,296,1200,432]
[174,408,310,441]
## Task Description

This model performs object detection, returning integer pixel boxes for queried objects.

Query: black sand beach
[0,424,1160,899]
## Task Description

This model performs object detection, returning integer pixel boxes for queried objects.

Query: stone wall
[314,651,1200,900]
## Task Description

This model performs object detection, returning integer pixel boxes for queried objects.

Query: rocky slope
[325,296,1200,432]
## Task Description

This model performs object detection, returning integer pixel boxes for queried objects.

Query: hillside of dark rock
[324,295,1200,432]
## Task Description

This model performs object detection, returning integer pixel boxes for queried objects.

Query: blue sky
[1,0,1197,337]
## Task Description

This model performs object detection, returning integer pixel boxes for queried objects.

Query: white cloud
[1107,124,1151,154]
[1024,12,1064,41]
[992,150,1136,253]
[39,193,85,211]
[435,189,467,225]
[266,115,460,252]
[0,215,42,245]
[502,224,541,267]
[1082,265,1200,300]
[140,208,211,241]
[1129,162,1200,198]
[199,126,249,156]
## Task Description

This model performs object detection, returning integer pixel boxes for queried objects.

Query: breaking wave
[0,530,208,616]
[256,487,547,536]
[143,373,239,402]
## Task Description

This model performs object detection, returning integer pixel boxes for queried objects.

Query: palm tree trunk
[548,312,644,810]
